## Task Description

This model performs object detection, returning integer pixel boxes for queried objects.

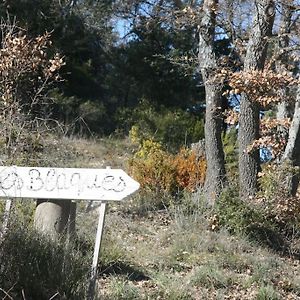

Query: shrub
[129,140,206,205]
[0,24,63,165]
[174,147,206,192]
[78,100,108,133]
[217,187,265,235]
[0,223,90,299]
[118,99,204,151]
[128,139,177,196]
[216,186,286,250]
[256,163,300,234]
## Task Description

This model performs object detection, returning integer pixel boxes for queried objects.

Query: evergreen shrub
[217,187,266,236]
[116,99,204,151]
[216,182,299,251]
[128,139,206,207]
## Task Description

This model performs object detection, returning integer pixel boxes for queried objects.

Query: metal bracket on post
[87,201,107,300]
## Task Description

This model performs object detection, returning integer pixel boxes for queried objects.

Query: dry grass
[38,134,134,169]
[1,136,300,299]
[49,136,300,300]
[97,205,300,299]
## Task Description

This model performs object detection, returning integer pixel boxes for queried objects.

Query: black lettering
[87,175,102,189]
[70,173,81,195]
[0,172,18,190]
[45,169,56,191]
[102,175,126,192]
[57,173,69,190]
[28,169,44,191]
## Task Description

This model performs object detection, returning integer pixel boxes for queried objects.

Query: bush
[216,187,286,250]
[128,139,177,197]
[256,163,300,235]
[117,99,204,151]
[0,223,90,299]
[128,139,206,206]
[217,187,265,235]
[79,100,109,133]
[174,147,206,192]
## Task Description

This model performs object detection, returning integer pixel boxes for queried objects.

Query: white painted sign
[0,165,140,300]
[0,166,140,201]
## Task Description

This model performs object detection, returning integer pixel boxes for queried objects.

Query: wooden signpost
[0,165,140,300]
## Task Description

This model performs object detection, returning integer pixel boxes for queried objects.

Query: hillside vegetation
[1,1,300,299]
[1,136,300,300]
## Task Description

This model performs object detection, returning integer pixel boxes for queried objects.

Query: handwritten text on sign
[0,166,140,201]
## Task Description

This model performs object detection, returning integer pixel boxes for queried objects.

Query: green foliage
[217,187,263,235]
[223,128,238,176]
[79,100,109,133]
[11,200,36,225]
[0,224,90,299]
[120,100,204,151]
[128,139,206,210]
[152,273,192,300]
[109,9,202,109]
[105,277,140,300]
[256,285,280,300]
[190,264,234,289]
[154,109,204,152]
[0,0,207,136]
[100,235,128,271]
[216,187,286,250]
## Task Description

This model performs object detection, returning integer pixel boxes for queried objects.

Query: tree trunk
[282,87,300,195]
[276,0,293,120]
[34,199,71,238]
[199,0,226,205]
[238,0,275,199]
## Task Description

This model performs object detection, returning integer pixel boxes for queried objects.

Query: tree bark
[199,0,226,205]
[282,87,300,195]
[34,199,71,238]
[238,0,275,199]
[276,0,293,120]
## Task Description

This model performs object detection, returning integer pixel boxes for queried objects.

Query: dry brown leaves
[0,23,64,161]
[247,118,290,158]
[225,69,298,107]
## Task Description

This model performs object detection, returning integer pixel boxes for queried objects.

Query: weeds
[256,285,280,300]
[0,222,90,299]
[190,264,235,289]
[1,137,300,299]
[104,276,140,300]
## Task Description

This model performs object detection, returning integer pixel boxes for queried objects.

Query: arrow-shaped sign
[0,166,140,201]
[0,165,140,300]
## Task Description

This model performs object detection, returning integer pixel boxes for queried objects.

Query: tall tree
[276,0,293,119]
[198,0,226,204]
[282,87,300,196]
[238,0,275,199]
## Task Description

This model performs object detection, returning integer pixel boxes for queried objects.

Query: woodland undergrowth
[1,136,300,299]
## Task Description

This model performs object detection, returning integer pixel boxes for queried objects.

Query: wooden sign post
[0,165,140,300]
